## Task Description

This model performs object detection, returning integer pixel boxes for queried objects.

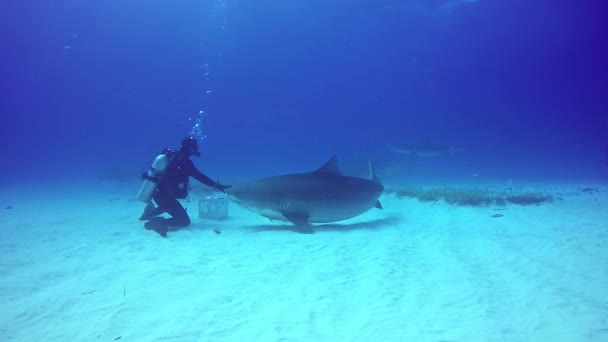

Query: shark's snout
[224,187,244,205]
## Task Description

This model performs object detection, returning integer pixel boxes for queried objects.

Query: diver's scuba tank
[136,153,170,203]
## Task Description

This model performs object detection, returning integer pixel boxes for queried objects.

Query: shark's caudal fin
[366,144,380,182]
[368,157,378,181]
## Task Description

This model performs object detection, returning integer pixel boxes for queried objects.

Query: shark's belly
[309,206,375,223]
[277,197,378,223]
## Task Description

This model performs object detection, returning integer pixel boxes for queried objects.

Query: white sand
[1,181,607,341]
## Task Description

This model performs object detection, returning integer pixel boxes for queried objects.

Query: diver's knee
[173,215,190,227]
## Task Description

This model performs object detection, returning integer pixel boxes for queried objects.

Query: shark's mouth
[229,197,243,205]
[228,197,248,208]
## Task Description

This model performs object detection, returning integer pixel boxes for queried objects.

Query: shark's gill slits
[276,200,291,212]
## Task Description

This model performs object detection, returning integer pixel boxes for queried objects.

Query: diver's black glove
[215,181,231,193]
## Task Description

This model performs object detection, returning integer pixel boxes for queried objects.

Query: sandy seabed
[1,181,607,342]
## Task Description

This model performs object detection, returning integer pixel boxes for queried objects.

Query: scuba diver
[137,136,231,237]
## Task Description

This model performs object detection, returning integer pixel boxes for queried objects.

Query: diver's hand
[215,182,232,193]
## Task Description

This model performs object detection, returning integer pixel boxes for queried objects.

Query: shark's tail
[366,143,381,183]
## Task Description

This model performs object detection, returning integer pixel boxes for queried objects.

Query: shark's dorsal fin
[314,155,342,175]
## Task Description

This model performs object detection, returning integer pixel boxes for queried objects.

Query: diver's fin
[139,202,157,221]
[144,217,168,238]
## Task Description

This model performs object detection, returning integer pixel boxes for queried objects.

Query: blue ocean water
[3,2,608,341]
[1,0,606,184]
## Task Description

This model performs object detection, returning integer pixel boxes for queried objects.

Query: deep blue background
[1,0,606,184]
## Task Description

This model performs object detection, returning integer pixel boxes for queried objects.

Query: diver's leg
[143,191,172,237]
[164,198,191,228]
[140,190,170,220]
[150,190,172,214]
[139,201,164,221]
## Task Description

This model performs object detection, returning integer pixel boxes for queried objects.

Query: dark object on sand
[491,214,504,218]
[213,228,221,234]
[505,193,554,206]
[443,188,493,206]
[393,185,556,207]
[4,205,12,209]
[494,197,507,206]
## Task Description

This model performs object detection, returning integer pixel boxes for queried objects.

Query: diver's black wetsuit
[144,150,220,228]
[140,136,230,237]
[152,152,217,227]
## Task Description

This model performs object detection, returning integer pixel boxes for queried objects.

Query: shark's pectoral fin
[262,215,274,223]
[283,212,310,227]
[296,226,315,234]
[375,200,383,209]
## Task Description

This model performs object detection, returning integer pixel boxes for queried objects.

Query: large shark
[226,156,384,230]
[387,142,464,157]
